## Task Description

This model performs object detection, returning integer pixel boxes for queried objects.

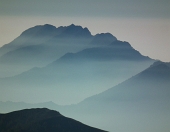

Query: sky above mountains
[0,0,170,61]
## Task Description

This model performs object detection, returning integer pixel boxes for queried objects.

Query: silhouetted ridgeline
[0,108,107,132]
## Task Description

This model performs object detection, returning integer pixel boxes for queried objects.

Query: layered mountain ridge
[0,24,155,105]
[0,24,118,77]
[0,61,170,132]
[58,40,150,62]
[61,61,170,132]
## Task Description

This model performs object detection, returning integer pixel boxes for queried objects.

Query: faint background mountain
[61,61,170,132]
[0,40,154,104]
[1,62,170,132]
[0,108,106,132]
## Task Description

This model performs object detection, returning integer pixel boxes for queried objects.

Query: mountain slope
[0,62,169,132]
[82,62,170,102]
[0,24,93,77]
[0,24,153,78]
[63,62,170,132]
[90,33,117,45]
[58,40,150,62]
[0,24,61,56]
[0,39,154,104]
[0,108,106,132]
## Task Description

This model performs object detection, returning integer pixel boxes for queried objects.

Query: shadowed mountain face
[0,108,106,132]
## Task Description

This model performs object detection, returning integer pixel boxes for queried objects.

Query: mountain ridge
[0,24,155,105]
[0,24,95,77]
[0,108,107,132]
[60,61,170,132]
[0,61,170,132]
[80,61,170,103]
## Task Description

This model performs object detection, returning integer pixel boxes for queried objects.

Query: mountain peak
[7,108,61,118]
[136,61,170,81]
[91,33,117,45]
[149,61,170,68]
[43,24,56,28]
[58,24,92,38]
[20,24,57,37]
[148,62,170,71]
[69,23,76,27]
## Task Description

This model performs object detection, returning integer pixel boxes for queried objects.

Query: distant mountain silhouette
[0,108,106,132]
[90,33,117,45]
[0,24,155,104]
[58,40,150,62]
[58,24,92,38]
[0,24,62,56]
[0,24,93,77]
[80,62,170,103]
[0,45,154,104]
[0,24,155,78]
[0,24,92,58]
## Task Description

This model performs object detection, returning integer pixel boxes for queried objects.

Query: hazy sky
[0,0,170,61]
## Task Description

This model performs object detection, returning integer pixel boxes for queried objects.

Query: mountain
[0,101,62,114]
[90,33,117,45]
[0,24,61,56]
[0,24,92,57]
[62,62,170,132]
[1,62,169,132]
[0,24,93,77]
[0,24,154,78]
[78,62,170,106]
[58,24,92,38]
[58,40,150,62]
[0,108,106,132]
[0,39,154,105]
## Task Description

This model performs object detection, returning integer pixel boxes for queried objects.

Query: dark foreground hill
[0,108,107,132]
